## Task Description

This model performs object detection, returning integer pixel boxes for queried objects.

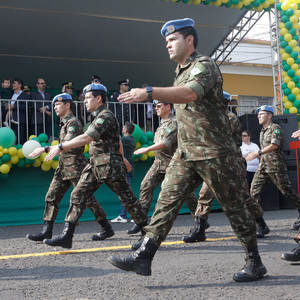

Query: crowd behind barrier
[0,98,161,144]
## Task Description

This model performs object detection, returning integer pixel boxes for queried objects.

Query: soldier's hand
[29,147,45,158]
[134,147,148,155]
[44,145,61,161]
[245,152,259,162]
[118,88,148,104]
[292,130,300,139]
[123,158,132,172]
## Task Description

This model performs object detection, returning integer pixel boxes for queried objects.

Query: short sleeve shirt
[173,51,239,161]
[258,122,287,173]
[58,113,88,180]
[154,113,178,171]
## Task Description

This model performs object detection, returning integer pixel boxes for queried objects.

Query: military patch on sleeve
[190,62,209,77]
[274,129,281,134]
[165,127,172,134]
[191,67,202,76]
[68,126,75,132]
[95,118,104,125]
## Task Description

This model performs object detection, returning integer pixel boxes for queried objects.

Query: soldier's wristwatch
[258,150,262,156]
[44,145,50,153]
[58,143,64,151]
[146,86,153,100]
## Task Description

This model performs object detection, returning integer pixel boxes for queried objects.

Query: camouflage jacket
[227,111,242,147]
[58,113,88,180]
[154,113,177,172]
[85,105,124,180]
[258,121,287,173]
[173,51,239,161]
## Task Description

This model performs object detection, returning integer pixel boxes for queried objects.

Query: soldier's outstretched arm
[292,130,300,139]
[44,133,93,161]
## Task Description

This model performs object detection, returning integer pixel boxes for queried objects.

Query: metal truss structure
[212,8,282,114]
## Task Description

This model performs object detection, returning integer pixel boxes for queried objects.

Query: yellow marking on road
[0,236,236,260]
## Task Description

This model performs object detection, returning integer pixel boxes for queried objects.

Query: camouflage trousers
[144,153,257,248]
[250,171,300,209]
[44,169,106,223]
[140,160,198,216]
[66,164,148,226]
[196,156,264,220]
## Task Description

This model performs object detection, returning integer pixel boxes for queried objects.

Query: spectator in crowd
[62,82,80,119]
[0,78,12,125]
[30,78,53,138]
[109,79,136,133]
[111,122,136,223]
[229,99,238,115]
[240,130,260,189]
[23,85,31,95]
[11,79,30,144]
[91,75,101,84]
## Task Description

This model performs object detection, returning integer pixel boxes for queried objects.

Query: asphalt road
[1,209,300,300]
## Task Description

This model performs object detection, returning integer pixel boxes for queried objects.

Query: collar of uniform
[262,121,273,132]
[161,113,174,124]
[175,50,199,75]
[90,105,106,121]
[62,113,74,124]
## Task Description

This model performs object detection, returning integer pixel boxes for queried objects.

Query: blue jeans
[120,173,132,219]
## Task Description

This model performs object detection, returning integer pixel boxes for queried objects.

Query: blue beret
[153,100,169,106]
[256,105,274,114]
[223,91,231,101]
[161,18,195,38]
[52,93,73,105]
[83,83,107,94]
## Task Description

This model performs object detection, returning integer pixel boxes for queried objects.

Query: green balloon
[0,127,15,148]
[293,100,300,109]
[135,153,143,159]
[281,15,289,23]
[285,46,293,54]
[287,69,295,77]
[38,133,48,143]
[0,173,9,179]
[288,94,296,102]
[84,152,90,159]
[53,155,59,161]
[281,41,288,48]
[292,75,299,83]
[283,64,291,72]
[290,51,299,60]
[147,140,154,146]
[2,153,11,162]
[17,158,26,168]
[289,28,297,36]
[284,88,291,96]
[15,144,22,150]
[285,22,293,30]
[282,83,288,90]
[284,109,290,114]
[231,0,239,4]
[276,2,282,10]
[31,137,40,142]
[286,8,295,17]
[139,135,148,145]
[145,131,154,140]
[132,124,143,143]
[25,158,34,165]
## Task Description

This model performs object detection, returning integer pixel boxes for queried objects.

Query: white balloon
[22,140,41,159]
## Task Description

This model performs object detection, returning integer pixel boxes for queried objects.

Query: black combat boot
[291,215,300,230]
[127,223,141,235]
[91,219,115,241]
[108,236,158,276]
[182,217,206,243]
[256,217,270,238]
[281,245,300,261]
[26,221,53,241]
[131,222,148,250]
[233,246,267,282]
[43,222,75,249]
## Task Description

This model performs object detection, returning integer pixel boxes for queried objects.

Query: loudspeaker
[278,160,300,209]
[273,113,298,162]
[238,114,262,147]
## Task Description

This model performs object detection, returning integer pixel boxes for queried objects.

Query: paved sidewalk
[1,209,300,300]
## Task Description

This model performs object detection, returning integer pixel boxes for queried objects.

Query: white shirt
[240,142,260,172]
[11,90,22,105]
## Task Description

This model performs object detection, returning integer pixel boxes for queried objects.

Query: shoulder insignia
[68,126,75,132]
[191,67,201,76]
[274,129,281,134]
[165,127,172,134]
[96,118,104,125]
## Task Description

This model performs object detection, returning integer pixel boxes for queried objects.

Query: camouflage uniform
[44,113,106,222]
[65,105,148,226]
[139,113,198,216]
[250,122,300,210]
[195,111,264,220]
[144,51,257,248]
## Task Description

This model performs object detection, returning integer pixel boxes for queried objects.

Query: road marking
[0,236,236,260]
